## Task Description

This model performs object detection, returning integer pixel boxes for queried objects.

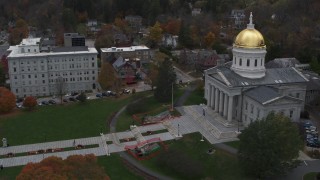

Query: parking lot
[303,121,319,148]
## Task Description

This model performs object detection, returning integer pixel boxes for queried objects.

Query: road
[174,66,196,84]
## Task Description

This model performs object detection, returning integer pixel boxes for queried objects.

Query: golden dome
[234,28,266,49]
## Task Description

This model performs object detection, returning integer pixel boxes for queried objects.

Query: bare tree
[56,76,66,104]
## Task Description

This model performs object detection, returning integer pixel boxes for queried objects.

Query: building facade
[204,13,308,127]
[7,38,98,98]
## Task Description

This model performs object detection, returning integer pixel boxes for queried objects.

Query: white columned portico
[223,94,228,117]
[214,88,219,112]
[227,95,234,122]
[219,90,223,115]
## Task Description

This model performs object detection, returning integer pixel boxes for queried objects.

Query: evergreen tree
[178,21,194,49]
[154,58,176,102]
[238,113,303,179]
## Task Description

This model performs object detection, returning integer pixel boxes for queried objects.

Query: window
[42,74,45,77]
[245,102,248,110]
[296,93,300,98]
[92,57,94,60]
[240,59,242,66]
[92,62,95,67]
[92,76,95,80]
[22,75,25,79]
[92,71,95,74]
[14,76,17,79]
[42,80,45,84]
[28,49,30,52]
[250,104,254,114]
[254,59,257,67]
[14,67,16,72]
[28,75,31,78]
[247,59,250,67]
[289,110,293,118]
[16,89,18,93]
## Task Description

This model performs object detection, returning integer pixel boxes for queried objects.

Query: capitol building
[204,13,308,127]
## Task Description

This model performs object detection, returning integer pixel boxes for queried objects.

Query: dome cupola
[231,12,267,79]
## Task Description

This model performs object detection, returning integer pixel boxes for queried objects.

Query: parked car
[102,92,109,97]
[48,100,56,104]
[63,99,68,103]
[123,89,130,94]
[69,97,76,101]
[41,101,49,105]
[71,92,79,96]
[96,93,102,98]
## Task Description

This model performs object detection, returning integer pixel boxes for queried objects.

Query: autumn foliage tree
[98,62,117,90]
[204,31,215,48]
[17,154,109,180]
[148,21,163,47]
[0,87,16,113]
[8,19,29,45]
[23,96,37,110]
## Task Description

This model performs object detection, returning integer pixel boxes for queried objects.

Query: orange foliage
[0,87,16,113]
[204,31,215,48]
[23,96,37,110]
[164,19,181,35]
[17,155,109,180]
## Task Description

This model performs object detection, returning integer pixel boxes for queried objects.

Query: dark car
[96,93,102,98]
[71,92,79,96]
[16,98,24,103]
[48,100,56,104]
[63,99,68,102]
[102,92,109,97]
[41,100,49,105]
[69,97,76,101]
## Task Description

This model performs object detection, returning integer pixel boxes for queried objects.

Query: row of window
[47,57,95,63]
[234,57,264,67]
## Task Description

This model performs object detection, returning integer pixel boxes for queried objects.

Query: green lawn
[98,154,143,180]
[0,165,23,179]
[0,96,135,146]
[183,84,206,106]
[224,140,240,149]
[139,133,249,180]
[303,172,320,180]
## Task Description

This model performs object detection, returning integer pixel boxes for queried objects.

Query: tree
[55,76,66,104]
[148,21,163,48]
[0,87,16,113]
[238,113,303,179]
[178,22,194,48]
[164,19,181,35]
[98,62,117,90]
[17,154,109,180]
[146,64,159,90]
[204,31,215,48]
[23,96,37,110]
[8,19,29,45]
[77,93,87,103]
[0,62,5,86]
[154,58,176,102]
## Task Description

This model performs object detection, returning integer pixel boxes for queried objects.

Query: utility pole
[171,83,174,111]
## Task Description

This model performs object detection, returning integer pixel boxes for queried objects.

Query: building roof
[52,46,88,52]
[101,46,149,53]
[208,66,308,87]
[20,38,41,45]
[245,86,280,104]
[245,86,303,105]
[265,58,300,69]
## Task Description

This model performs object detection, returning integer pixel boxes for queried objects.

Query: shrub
[23,96,37,110]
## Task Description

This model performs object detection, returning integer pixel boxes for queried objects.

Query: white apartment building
[7,38,98,98]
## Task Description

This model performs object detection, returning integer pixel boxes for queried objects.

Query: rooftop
[101,46,149,53]
[244,86,280,104]
[208,66,308,87]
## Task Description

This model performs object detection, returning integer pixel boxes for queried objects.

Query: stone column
[211,86,215,109]
[227,96,234,122]
[208,85,212,107]
[223,94,228,117]
[219,90,223,115]
[214,88,219,112]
